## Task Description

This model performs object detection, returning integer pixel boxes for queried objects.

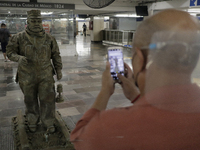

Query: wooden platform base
[12,110,75,150]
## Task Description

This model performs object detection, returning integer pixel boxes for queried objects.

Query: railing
[102,29,135,48]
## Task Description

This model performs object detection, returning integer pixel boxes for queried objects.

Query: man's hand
[18,56,28,66]
[117,63,140,101]
[101,62,115,96]
[91,62,115,111]
[56,70,62,80]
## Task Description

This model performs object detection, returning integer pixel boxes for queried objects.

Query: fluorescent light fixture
[54,19,67,21]
[189,13,197,16]
[187,9,200,13]
[115,14,141,17]
[76,18,85,21]
[68,18,89,21]
[55,18,77,21]
[41,12,53,15]
[104,16,109,20]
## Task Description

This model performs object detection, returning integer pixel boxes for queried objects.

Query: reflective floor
[0,35,133,132]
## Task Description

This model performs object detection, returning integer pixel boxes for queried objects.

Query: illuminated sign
[0,1,75,9]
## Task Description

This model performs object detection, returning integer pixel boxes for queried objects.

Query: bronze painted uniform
[7,31,62,127]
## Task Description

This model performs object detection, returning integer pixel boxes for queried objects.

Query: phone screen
[108,47,124,80]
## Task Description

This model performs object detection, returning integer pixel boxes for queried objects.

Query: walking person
[82,23,87,37]
[0,23,11,62]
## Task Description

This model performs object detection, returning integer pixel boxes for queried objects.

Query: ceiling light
[115,14,141,17]
[187,9,200,13]
[41,12,53,15]
[104,16,109,20]
[76,18,85,21]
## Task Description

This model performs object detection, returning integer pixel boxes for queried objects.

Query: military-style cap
[27,10,42,19]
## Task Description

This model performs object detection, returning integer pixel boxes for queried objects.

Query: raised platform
[12,110,75,150]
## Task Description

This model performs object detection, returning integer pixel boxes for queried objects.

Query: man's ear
[135,47,145,71]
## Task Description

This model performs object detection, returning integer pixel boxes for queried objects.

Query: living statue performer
[6,10,62,133]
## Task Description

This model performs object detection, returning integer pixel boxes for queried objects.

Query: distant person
[50,25,55,34]
[0,23,11,62]
[66,23,73,40]
[82,23,87,37]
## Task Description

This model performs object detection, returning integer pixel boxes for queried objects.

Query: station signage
[190,0,200,6]
[0,1,75,9]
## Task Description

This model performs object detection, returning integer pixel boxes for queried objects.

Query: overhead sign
[0,1,75,9]
[190,0,200,6]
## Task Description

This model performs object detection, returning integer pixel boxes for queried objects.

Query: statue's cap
[27,10,42,19]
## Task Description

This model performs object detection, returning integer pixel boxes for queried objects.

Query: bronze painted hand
[18,56,28,66]
[56,70,62,80]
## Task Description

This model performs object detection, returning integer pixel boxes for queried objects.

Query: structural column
[90,16,104,42]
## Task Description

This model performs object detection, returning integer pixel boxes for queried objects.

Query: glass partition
[0,15,27,34]
[45,11,74,44]
[0,10,74,45]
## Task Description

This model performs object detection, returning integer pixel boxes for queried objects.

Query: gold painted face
[28,18,43,32]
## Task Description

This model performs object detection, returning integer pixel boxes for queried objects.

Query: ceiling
[74,0,172,15]
[0,0,172,17]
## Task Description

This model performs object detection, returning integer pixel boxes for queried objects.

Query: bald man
[70,9,200,149]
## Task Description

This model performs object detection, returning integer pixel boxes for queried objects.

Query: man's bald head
[133,9,200,50]
[133,9,200,73]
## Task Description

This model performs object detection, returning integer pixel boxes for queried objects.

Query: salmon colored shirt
[70,84,200,150]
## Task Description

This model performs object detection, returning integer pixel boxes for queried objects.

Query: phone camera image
[108,47,124,81]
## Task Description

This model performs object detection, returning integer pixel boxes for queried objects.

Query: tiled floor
[0,35,132,130]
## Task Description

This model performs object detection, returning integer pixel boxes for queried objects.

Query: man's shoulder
[11,31,26,40]
[15,31,26,37]
[5,28,10,32]
[0,28,6,33]
[45,32,56,41]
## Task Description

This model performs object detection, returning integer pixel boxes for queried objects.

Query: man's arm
[51,36,62,80]
[7,34,28,65]
[7,35,20,62]
[70,62,137,149]
[7,29,12,37]
[70,105,135,150]
[91,62,115,111]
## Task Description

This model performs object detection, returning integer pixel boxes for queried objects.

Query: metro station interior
[1,0,200,149]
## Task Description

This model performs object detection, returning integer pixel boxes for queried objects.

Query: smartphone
[107,47,124,81]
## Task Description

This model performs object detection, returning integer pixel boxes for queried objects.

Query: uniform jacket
[6,31,62,82]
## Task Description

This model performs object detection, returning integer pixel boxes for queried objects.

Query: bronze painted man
[7,10,62,133]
